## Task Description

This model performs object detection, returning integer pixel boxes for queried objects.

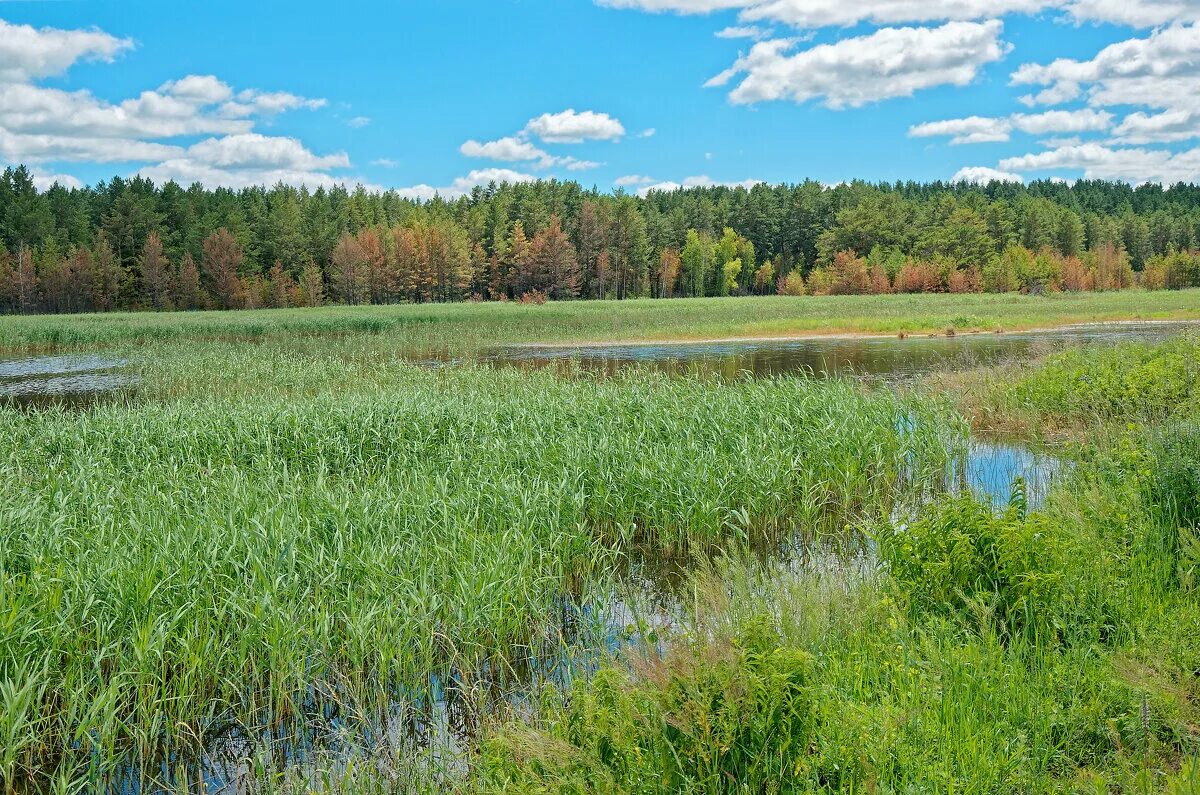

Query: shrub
[878,490,1078,642]
[777,269,806,296]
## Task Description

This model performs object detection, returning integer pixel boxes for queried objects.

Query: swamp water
[0,353,135,408]
[6,320,1193,792]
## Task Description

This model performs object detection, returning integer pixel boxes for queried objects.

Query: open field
[1,297,1198,793]
[0,290,1198,353]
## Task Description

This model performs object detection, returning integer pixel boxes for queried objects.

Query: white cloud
[716,25,773,39]
[1012,23,1200,111]
[1011,23,1200,145]
[1112,109,1200,143]
[910,115,1012,144]
[460,135,600,171]
[999,142,1200,183]
[0,16,347,190]
[707,21,1010,108]
[951,165,1024,183]
[184,133,349,170]
[636,174,763,196]
[598,0,1200,28]
[347,116,371,128]
[1063,0,1200,26]
[1011,108,1111,134]
[29,169,83,191]
[524,109,626,143]
[0,17,133,84]
[461,136,551,163]
[136,133,357,189]
[638,127,657,137]
[615,174,655,185]
[395,168,538,201]
[738,0,1048,27]
[372,158,400,168]
[220,89,325,118]
[160,75,233,105]
[911,108,1111,144]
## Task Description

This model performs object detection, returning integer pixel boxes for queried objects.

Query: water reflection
[0,353,135,408]
[470,321,1199,380]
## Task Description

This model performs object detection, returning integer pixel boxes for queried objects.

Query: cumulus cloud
[0,16,347,191]
[910,115,1012,144]
[911,109,1112,144]
[715,25,774,39]
[1063,0,1200,26]
[1012,23,1200,145]
[598,0,1200,28]
[0,17,132,84]
[707,21,1009,107]
[395,168,538,201]
[29,169,84,191]
[136,133,360,189]
[636,174,763,196]
[999,142,1200,183]
[524,109,626,143]
[460,135,601,171]
[614,174,655,185]
[951,165,1024,183]
[461,136,550,163]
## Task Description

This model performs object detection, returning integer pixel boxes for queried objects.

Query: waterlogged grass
[0,290,1198,353]
[480,433,1200,793]
[941,332,1200,438]
[0,343,960,790]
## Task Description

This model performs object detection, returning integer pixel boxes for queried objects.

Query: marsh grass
[0,340,960,791]
[1,290,1198,354]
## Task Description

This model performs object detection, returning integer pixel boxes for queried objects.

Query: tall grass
[0,342,958,790]
[0,290,1197,353]
[480,429,1200,793]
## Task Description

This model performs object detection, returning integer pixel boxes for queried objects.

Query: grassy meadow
[1,294,1198,793]
[0,289,1197,353]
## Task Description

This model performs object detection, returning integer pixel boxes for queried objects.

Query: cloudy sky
[2,0,1199,196]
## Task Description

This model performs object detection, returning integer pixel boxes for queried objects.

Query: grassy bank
[0,290,1198,353]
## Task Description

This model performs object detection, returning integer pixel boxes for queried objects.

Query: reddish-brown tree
[175,252,206,310]
[202,228,246,310]
[140,232,174,310]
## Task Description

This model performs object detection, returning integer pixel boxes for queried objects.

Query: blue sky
[2,0,1199,195]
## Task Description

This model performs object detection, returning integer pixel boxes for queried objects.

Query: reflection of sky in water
[963,440,1064,507]
[0,353,135,407]
[478,321,1199,380]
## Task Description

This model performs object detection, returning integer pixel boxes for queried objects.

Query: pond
[0,353,135,408]
[471,320,1199,380]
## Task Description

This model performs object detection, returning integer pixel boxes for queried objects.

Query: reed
[0,340,958,790]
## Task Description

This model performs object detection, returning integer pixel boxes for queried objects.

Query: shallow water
[0,353,135,408]
[472,321,1199,380]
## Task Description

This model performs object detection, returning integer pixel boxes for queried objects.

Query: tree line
[2,164,1200,314]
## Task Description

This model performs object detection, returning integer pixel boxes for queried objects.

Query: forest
[3,164,1200,314]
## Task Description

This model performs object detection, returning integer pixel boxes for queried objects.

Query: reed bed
[1,290,1197,354]
[0,341,959,791]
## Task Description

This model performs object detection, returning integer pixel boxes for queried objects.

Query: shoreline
[508,317,1200,350]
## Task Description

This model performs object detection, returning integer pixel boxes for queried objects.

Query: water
[0,353,135,408]
[472,321,1199,380]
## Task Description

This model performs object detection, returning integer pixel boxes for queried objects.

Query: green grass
[0,290,1197,353]
[479,431,1200,794]
[0,340,958,792]
[3,305,1199,793]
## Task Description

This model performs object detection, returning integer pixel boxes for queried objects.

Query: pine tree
[201,228,246,310]
[141,232,174,311]
[175,252,206,310]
